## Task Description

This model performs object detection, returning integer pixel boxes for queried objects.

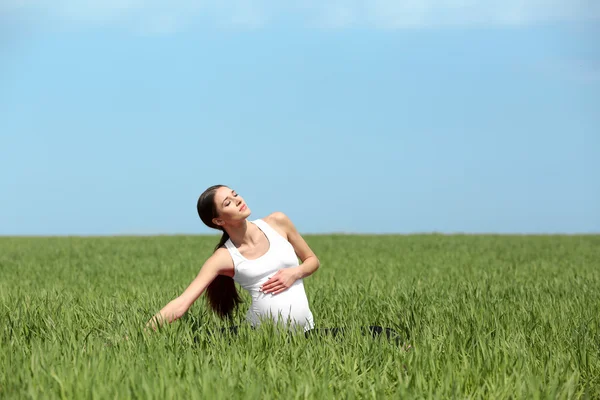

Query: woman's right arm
[147,248,232,329]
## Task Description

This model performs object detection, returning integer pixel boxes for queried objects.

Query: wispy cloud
[2,0,600,32]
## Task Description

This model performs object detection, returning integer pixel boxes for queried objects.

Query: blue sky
[1,1,599,235]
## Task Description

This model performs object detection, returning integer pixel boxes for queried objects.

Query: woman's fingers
[262,286,278,294]
[261,279,282,292]
[263,282,291,294]
[260,270,284,292]
[263,283,283,294]
[145,315,163,331]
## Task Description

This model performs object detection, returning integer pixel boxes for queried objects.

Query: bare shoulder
[264,211,295,239]
[204,247,234,274]
[264,211,317,262]
[265,211,292,226]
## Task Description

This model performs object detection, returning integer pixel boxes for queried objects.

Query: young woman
[147,184,319,333]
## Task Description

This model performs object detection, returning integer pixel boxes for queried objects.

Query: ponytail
[205,231,242,319]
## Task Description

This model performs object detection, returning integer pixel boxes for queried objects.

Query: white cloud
[2,0,600,31]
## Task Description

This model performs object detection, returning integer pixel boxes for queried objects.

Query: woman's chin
[239,209,251,219]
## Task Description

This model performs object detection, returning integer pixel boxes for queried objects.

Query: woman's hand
[260,268,300,295]
[145,298,185,331]
[145,313,165,331]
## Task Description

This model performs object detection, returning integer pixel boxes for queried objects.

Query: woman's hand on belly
[260,267,300,295]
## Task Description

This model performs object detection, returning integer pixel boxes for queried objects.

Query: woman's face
[212,186,251,227]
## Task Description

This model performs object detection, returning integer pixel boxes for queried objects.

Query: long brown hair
[197,185,242,318]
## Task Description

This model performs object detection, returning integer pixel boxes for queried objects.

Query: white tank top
[225,219,315,332]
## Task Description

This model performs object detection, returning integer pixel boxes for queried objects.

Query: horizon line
[1,232,598,238]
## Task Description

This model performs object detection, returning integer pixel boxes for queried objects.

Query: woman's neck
[225,219,256,247]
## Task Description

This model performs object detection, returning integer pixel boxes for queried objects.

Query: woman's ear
[212,218,223,227]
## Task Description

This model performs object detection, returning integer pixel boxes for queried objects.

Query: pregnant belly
[247,284,314,330]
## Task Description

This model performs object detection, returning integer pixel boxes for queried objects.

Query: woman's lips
[239,204,247,212]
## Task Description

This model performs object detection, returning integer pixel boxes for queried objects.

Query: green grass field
[1,234,599,399]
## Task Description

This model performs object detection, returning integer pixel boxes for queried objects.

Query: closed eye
[224,193,239,207]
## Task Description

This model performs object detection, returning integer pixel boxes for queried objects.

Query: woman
[148,184,319,333]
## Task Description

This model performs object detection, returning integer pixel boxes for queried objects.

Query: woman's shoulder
[201,246,235,276]
[262,211,292,227]
[261,212,293,239]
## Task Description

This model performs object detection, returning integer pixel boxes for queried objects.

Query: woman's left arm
[260,212,320,294]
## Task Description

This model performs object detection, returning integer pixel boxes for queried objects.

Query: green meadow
[1,234,599,399]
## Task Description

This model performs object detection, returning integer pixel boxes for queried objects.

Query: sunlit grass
[1,234,599,398]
